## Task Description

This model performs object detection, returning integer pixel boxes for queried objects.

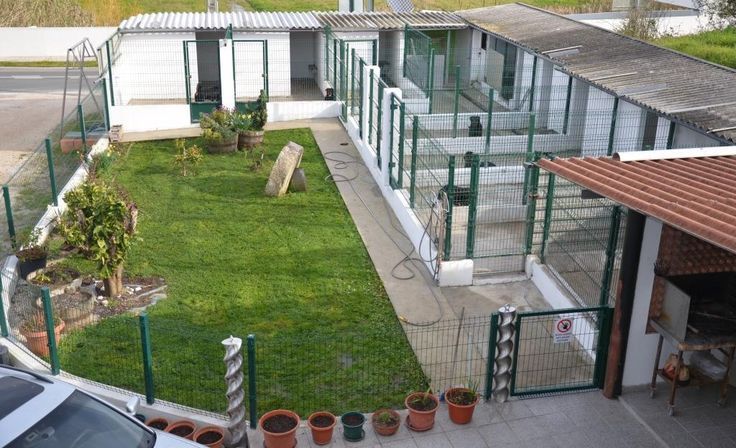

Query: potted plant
[240,90,267,150]
[371,408,400,436]
[200,109,238,154]
[20,313,64,357]
[15,228,48,279]
[259,409,299,448]
[307,411,336,445]
[193,425,225,448]
[145,416,170,431]
[164,420,197,440]
[233,112,253,151]
[445,382,480,425]
[340,411,366,442]
[404,389,438,432]
[59,181,137,297]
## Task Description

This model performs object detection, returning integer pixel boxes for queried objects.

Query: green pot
[340,412,365,442]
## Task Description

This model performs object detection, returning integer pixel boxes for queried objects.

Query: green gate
[232,39,268,113]
[184,40,222,123]
[509,306,612,396]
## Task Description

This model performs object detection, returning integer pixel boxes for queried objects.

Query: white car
[0,365,203,448]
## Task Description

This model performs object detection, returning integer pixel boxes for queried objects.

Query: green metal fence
[403,25,435,104]
[510,306,613,396]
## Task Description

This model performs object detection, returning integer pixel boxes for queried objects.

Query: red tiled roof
[537,155,736,254]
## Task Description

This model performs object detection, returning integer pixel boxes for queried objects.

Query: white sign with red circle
[554,317,574,344]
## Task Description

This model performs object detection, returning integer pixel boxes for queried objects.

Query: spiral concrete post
[223,336,249,448]
[492,304,517,403]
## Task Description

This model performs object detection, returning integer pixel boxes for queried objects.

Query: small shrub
[200,108,237,144]
[173,139,203,176]
[232,112,252,134]
[15,227,47,261]
[250,90,268,131]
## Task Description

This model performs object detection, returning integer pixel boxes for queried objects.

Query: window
[642,111,659,150]
[0,377,43,420]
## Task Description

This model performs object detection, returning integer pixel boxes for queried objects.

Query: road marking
[0,75,77,79]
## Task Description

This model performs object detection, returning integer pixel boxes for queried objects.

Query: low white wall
[0,27,116,61]
[109,105,195,133]
[569,11,711,37]
[268,101,341,122]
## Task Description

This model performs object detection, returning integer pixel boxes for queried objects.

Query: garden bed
[55,129,425,415]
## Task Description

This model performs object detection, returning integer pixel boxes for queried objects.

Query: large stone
[264,142,304,197]
[289,168,307,192]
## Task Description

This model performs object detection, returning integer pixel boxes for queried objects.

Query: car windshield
[8,390,155,448]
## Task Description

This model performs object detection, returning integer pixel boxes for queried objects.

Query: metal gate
[184,40,222,122]
[233,39,268,112]
[510,306,612,396]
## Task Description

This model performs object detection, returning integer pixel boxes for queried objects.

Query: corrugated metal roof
[313,11,466,30]
[119,11,322,32]
[537,154,736,254]
[458,3,736,144]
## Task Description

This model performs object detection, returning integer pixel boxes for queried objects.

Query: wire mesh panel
[5,143,52,244]
[511,307,611,396]
[389,94,407,190]
[185,40,222,121]
[542,178,626,308]
[403,316,493,397]
[403,26,434,98]
[233,40,267,104]
[254,325,427,418]
[6,281,46,361]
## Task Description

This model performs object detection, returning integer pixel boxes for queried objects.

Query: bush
[200,108,237,143]
[173,139,203,176]
[250,90,268,131]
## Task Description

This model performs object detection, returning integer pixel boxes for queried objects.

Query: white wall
[572,11,712,37]
[233,39,266,100]
[109,104,194,132]
[622,217,670,386]
[0,27,115,61]
[233,31,290,98]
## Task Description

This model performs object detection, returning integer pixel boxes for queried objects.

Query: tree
[696,0,736,28]
[60,181,137,297]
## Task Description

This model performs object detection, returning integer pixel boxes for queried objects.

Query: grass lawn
[56,129,425,416]
[655,27,736,69]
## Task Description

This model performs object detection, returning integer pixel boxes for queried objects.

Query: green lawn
[655,27,736,69]
[56,129,425,416]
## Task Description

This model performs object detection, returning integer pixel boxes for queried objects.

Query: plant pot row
[145,417,225,448]
[205,130,264,154]
[260,387,479,447]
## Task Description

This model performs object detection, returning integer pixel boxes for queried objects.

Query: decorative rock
[289,168,307,192]
[101,299,109,307]
[264,142,304,197]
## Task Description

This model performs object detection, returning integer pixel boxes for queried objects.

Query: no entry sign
[554,317,573,344]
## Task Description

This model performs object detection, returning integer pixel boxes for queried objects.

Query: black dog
[439,184,471,207]
[463,151,496,168]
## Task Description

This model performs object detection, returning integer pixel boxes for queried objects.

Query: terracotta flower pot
[405,392,439,431]
[239,130,264,150]
[21,320,64,358]
[445,387,480,425]
[259,409,299,448]
[371,408,400,436]
[307,411,336,445]
[144,417,169,431]
[164,419,197,440]
[193,426,225,448]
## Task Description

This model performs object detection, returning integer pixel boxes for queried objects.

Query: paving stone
[445,427,488,448]
[412,433,452,448]
[494,400,534,422]
[476,422,519,446]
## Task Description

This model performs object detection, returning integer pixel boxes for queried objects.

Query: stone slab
[264,141,303,197]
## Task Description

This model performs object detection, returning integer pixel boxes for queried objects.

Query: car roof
[0,366,74,446]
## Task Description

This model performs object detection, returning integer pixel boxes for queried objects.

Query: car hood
[154,429,207,447]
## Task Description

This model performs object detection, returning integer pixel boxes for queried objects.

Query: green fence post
[340,40,347,121]
[484,313,499,400]
[359,59,365,138]
[41,288,60,375]
[332,40,338,89]
[0,278,8,338]
[528,56,537,113]
[427,47,436,114]
[606,98,619,156]
[522,113,536,206]
[666,121,676,149]
[44,139,58,207]
[77,104,87,154]
[524,162,540,256]
[398,101,406,188]
[106,40,115,107]
[452,65,460,139]
[377,82,384,169]
[443,155,456,261]
[410,117,418,208]
[101,78,111,130]
[466,154,480,259]
[368,70,374,145]
[247,334,257,429]
[562,76,573,135]
[3,185,16,248]
[350,49,356,114]
[484,89,494,154]
[594,307,614,388]
[539,173,556,263]
[138,313,155,404]
[599,206,622,307]
[389,96,396,187]
[509,314,522,395]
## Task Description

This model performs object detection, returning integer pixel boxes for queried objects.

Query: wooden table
[648,319,736,416]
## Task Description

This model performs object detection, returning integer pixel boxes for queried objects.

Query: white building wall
[0,27,116,61]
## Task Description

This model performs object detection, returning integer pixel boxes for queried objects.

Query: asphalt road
[0,67,97,181]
